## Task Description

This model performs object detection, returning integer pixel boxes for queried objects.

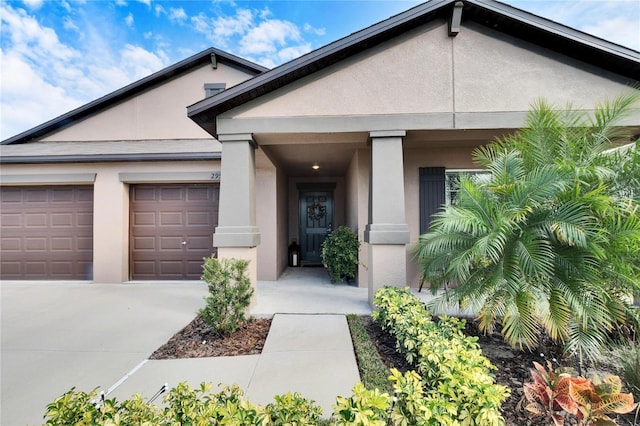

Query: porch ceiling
[253,129,517,177]
[255,132,367,177]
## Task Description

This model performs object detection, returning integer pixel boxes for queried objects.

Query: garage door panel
[132,211,156,226]
[160,187,182,201]
[0,186,93,280]
[25,213,48,227]
[160,211,183,226]
[130,184,218,280]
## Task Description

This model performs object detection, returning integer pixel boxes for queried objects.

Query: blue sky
[1,0,639,140]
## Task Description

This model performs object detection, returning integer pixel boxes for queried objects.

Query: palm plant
[415,92,640,366]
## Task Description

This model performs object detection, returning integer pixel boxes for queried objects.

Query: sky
[1,0,639,141]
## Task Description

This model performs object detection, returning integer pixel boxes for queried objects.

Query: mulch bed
[149,316,271,359]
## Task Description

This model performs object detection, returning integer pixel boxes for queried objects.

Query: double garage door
[0,184,219,281]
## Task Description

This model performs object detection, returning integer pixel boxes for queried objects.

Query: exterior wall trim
[219,110,640,136]
[0,173,97,185]
[0,152,222,164]
[119,172,221,183]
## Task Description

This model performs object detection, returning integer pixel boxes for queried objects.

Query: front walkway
[253,267,372,316]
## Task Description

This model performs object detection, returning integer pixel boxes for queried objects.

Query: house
[2,0,639,304]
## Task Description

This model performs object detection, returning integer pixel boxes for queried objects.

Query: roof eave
[188,0,640,138]
[2,48,267,145]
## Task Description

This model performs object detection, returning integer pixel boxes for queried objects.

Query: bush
[372,286,509,425]
[199,256,253,336]
[321,226,360,283]
[43,383,323,425]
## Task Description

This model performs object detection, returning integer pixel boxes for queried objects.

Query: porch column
[214,134,260,299]
[365,130,410,305]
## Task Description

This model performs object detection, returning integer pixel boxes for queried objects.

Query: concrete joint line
[106,359,148,395]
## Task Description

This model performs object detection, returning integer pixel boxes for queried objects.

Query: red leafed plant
[569,374,637,426]
[521,361,637,426]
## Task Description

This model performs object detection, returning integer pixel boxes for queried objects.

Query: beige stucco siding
[221,21,637,124]
[403,144,479,286]
[1,161,220,283]
[453,23,636,113]
[42,63,255,142]
[228,21,453,119]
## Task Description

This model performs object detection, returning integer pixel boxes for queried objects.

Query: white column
[365,130,410,305]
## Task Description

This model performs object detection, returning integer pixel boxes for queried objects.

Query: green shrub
[266,392,323,425]
[321,226,360,283]
[199,256,254,336]
[372,286,509,425]
[333,382,390,426]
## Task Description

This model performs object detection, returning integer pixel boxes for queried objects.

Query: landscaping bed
[151,314,635,425]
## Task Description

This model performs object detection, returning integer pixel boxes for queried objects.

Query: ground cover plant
[414,93,640,370]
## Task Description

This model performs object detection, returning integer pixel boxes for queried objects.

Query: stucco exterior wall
[222,21,636,123]
[403,144,479,286]
[276,164,289,277]
[228,21,452,119]
[344,148,370,288]
[0,160,220,283]
[42,63,255,142]
[256,150,279,281]
[453,23,635,112]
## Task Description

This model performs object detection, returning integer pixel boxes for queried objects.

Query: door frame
[296,183,336,265]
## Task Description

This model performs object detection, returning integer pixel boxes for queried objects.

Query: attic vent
[204,83,226,98]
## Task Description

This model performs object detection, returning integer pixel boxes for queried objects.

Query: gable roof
[187,0,640,137]
[2,48,268,145]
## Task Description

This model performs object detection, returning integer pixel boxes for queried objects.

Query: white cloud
[506,1,639,51]
[583,16,640,51]
[304,23,326,36]
[168,7,187,24]
[124,13,134,27]
[154,4,165,17]
[278,44,312,62]
[136,0,151,6]
[239,19,301,55]
[0,3,169,140]
[21,0,43,10]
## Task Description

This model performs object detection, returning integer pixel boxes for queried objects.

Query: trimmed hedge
[373,286,509,425]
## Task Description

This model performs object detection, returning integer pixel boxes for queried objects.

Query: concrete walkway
[110,314,360,417]
[0,270,370,426]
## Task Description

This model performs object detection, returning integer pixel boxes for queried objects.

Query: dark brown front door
[0,185,94,280]
[299,189,334,264]
[130,184,219,280]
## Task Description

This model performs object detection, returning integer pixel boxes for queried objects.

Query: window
[419,167,488,234]
[445,169,489,205]
[204,83,226,98]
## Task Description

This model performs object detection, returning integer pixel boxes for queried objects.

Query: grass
[346,314,393,393]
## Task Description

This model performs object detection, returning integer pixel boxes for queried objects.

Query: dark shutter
[419,167,446,234]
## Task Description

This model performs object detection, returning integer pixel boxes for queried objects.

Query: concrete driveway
[0,282,207,426]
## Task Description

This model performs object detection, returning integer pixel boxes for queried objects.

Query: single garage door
[0,185,94,280]
[130,184,219,280]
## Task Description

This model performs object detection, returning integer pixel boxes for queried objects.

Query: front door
[299,189,334,264]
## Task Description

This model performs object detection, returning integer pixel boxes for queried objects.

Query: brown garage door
[0,186,94,280]
[130,184,219,280]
